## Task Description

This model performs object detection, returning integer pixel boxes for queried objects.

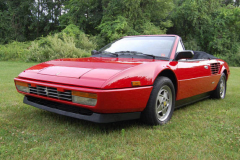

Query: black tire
[212,73,227,99]
[141,76,175,125]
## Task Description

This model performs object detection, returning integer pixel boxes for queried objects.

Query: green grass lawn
[0,61,239,159]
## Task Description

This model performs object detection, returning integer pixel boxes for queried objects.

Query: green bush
[0,24,97,62]
[215,52,240,67]
[76,32,97,51]
[26,33,92,62]
[62,24,82,38]
[61,24,97,50]
[0,41,30,61]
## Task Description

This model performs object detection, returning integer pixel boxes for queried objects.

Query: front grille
[29,85,72,101]
[26,96,93,115]
[210,63,220,74]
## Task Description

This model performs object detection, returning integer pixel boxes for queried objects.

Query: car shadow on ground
[31,98,211,134]
[37,110,153,134]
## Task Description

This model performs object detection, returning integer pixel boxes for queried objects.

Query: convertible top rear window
[99,36,175,58]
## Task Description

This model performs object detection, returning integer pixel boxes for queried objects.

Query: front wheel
[141,76,175,125]
[212,73,226,99]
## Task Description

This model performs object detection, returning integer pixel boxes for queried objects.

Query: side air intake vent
[210,63,220,74]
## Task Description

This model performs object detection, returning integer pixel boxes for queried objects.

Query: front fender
[101,61,178,89]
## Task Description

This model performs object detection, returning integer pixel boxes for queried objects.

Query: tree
[60,0,103,35]
[170,0,240,56]
[0,0,66,44]
[224,0,240,6]
[0,1,12,43]
[98,0,173,42]
[30,0,67,38]
[0,0,35,43]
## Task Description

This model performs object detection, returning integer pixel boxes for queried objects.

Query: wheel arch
[223,69,228,80]
[154,69,178,97]
[219,59,230,81]
[220,65,229,81]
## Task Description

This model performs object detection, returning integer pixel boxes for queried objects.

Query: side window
[176,41,184,52]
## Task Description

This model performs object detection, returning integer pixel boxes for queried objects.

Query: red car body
[14,35,230,123]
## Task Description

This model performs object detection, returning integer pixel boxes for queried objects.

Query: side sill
[23,96,141,123]
[175,91,212,109]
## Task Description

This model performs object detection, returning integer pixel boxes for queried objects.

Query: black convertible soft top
[192,51,217,59]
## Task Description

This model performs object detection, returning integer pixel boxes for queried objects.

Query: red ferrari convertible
[14,35,230,125]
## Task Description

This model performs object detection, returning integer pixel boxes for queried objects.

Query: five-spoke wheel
[156,85,172,121]
[212,73,226,99]
[141,76,175,125]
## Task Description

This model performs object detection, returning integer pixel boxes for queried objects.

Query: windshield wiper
[115,51,156,59]
[99,51,119,57]
[99,50,157,59]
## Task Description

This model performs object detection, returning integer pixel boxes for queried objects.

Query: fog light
[15,81,29,93]
[72,91,97,106]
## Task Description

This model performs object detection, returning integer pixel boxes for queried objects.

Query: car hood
[18,57,162,88]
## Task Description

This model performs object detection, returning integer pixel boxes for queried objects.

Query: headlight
[72,91,97,106]
[15,81,29,93]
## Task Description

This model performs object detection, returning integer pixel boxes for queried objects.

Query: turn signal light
[16,81,28,87]
[15,81,29,93]
[72,91,97,99]
[131,81,141,87]
[72,91,97,106]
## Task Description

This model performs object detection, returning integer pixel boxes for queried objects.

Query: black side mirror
[91,50,99,55]
[175,50,194,61]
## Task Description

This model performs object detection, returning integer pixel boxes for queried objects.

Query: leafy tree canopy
[0,0,240,65]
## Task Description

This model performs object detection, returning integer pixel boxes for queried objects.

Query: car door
[174,41,213,100]
[176,59,213,100]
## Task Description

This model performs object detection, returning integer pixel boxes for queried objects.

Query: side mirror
[91,50,99,55]
[175,50,194,61]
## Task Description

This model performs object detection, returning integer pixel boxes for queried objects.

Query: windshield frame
[96,36,177,60]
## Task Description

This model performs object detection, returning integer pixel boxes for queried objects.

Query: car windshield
[99,36,175,58]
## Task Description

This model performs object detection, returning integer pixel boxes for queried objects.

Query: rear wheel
[212,73,226,99]
[141,76,175,125]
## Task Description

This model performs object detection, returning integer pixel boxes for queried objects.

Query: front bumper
[24,96,141,123]
[15,77,153,113]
